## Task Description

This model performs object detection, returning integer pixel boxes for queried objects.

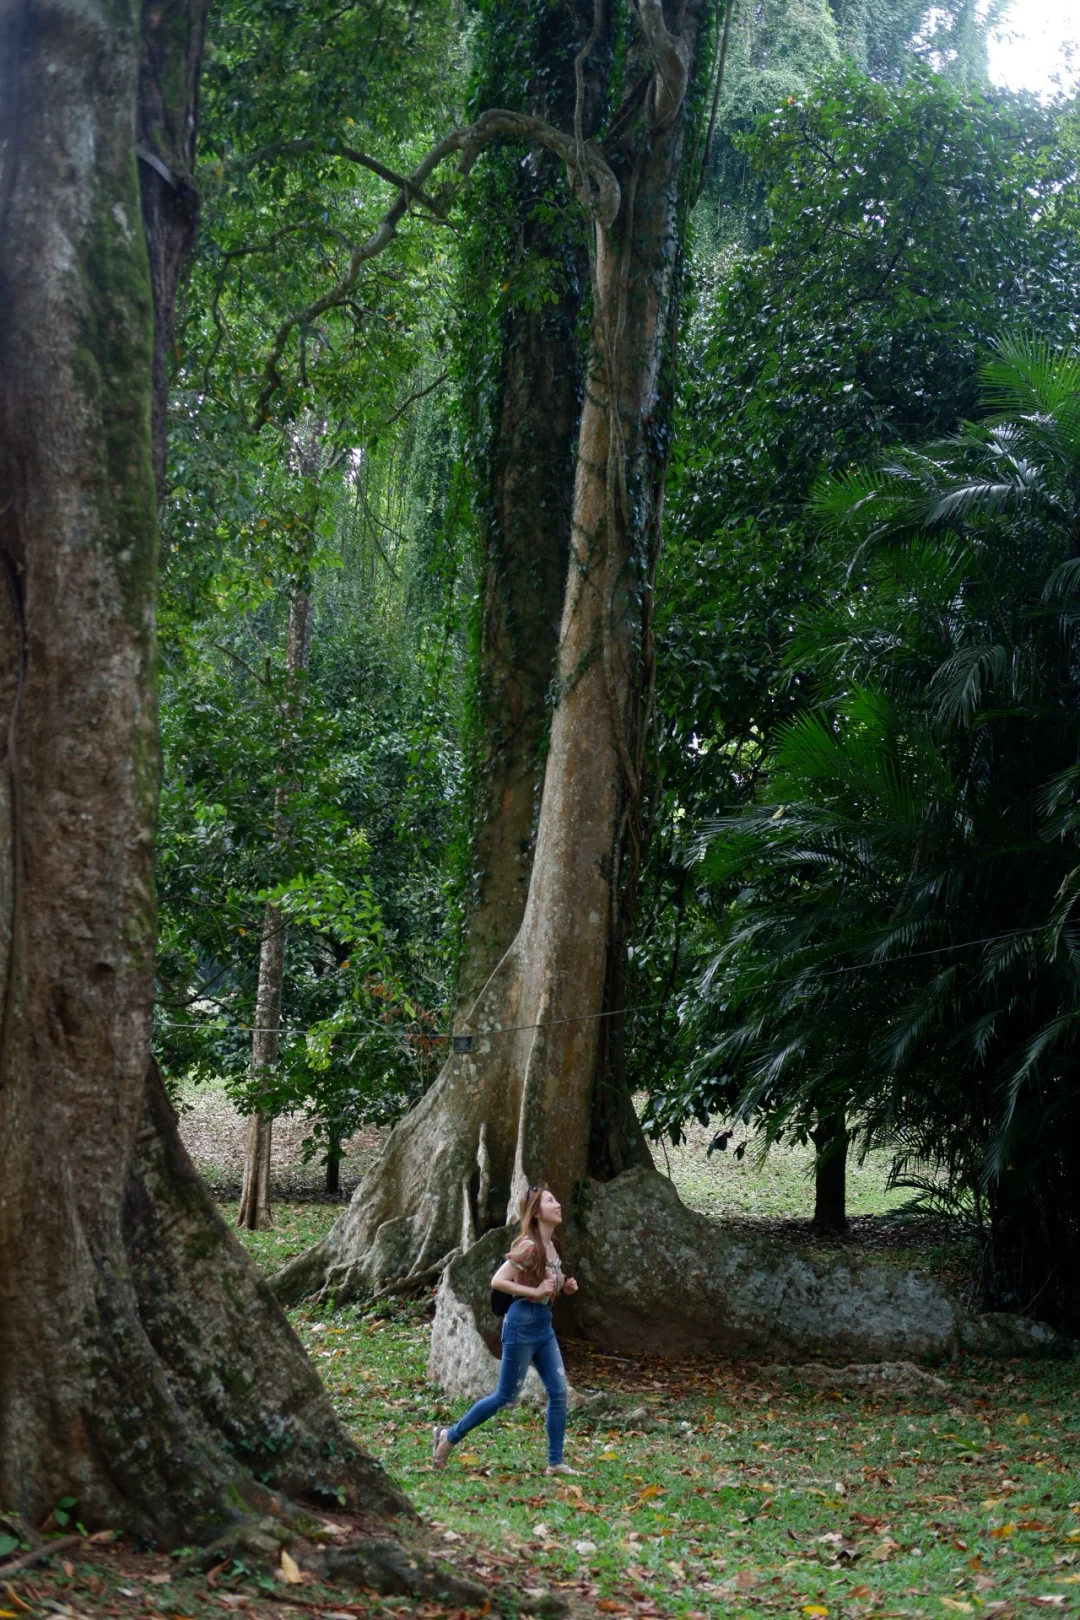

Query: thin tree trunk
[277,0,708,1310]
[238,583,312,1230]
[812,1111,849,1234]
[0,0,408,1539]
[325,1149,341,1197]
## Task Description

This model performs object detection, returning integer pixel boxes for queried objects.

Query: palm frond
[1041,558,1080,602]
[980,331,1080,420]
[929,642,1008,726]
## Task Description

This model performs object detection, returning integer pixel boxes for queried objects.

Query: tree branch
[634,0,691,128]
[240,139,444,215]
[384,367,449,426]
[252,110,620,426]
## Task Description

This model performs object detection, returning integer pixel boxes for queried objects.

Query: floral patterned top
[507,1235,564,1297]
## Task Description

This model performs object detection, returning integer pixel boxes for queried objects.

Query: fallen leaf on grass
[1033,1599,1067,1609]
[559,1484,601,1514]
[457,1453,481,1465]
[573,1541,596,1557]
[990,1524,1015,1540]
[145,1572,172,1585]
[803,1606,828,1617]
[279,1549,303,1585]
[1017,1520,1053,1531]
[868,1539,900,1562]
[939,1600,972,1612]
[595,1602,627,1614]
[630,1484,663,1507]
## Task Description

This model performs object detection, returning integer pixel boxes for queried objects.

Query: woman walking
[432,1183,580,1476]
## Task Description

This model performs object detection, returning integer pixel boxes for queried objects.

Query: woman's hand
[563,1277,579,1295]
[533,1276,556,1300]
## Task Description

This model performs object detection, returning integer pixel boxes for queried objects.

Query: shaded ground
[7,1221,1079,1620]
[174,1075,385,1200]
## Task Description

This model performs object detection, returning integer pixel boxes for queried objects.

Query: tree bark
[812,1111,849,1234]
[277,0,707,1310]
[457,0,609,1009]
[0,0,407,1540]
[136,0,207,503]
[238,583,312,1230]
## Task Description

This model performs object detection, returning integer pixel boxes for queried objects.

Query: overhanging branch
[252,109,620,426]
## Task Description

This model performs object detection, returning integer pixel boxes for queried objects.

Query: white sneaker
[432,1425,451,1468]
[545,1462,582,1476]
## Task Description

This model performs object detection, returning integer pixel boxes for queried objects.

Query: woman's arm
[490,1258,554,1300]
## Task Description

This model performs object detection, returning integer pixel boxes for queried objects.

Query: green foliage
[677,337,1080,1324]
[156,0,477,1159]
[696,0,997,248]
[156,442,467,1150]
[632,71,1080,1146]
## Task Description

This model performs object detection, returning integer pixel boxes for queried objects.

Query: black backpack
[490,1289,512,1318]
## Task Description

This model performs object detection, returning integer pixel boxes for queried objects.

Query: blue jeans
[446,1299,568,1466]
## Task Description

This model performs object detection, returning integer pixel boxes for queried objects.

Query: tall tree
[0,0,405,1541]
[238,437,319,1230]
[455,0,604,1010]
[278,0,710,1307]
[237,579,313,1227]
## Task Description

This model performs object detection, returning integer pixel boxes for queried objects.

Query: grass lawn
[12,1200,1078,1620]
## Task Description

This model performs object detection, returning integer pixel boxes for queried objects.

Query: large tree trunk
[457,0,608,1008]
[276,0,706,1310]
[239,582,312,1230]
[0,0,407,1541]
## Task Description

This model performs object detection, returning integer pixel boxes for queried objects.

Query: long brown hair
[514,1182,560,1284]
